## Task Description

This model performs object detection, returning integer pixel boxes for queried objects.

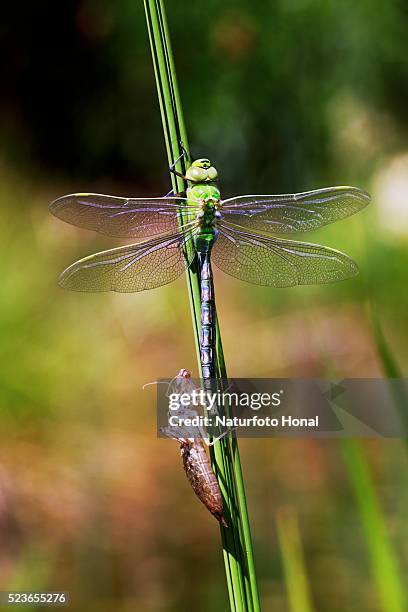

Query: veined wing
[221,187,370,234]
[50,193,199,238]
[59,230,195,292]
[212,225,358,287]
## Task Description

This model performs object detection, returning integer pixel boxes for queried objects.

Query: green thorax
[188,183,220,250]
[187,183,221,221]
[185,158,222,252]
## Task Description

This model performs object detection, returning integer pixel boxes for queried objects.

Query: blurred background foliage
[1,1,408,610]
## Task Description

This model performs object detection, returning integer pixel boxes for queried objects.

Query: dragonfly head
[186,159,218,183]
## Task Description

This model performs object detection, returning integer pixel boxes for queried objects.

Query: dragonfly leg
[164,188,184,198]
[170,147,189,180]
[179,141,190,162]
[204,426,237,447]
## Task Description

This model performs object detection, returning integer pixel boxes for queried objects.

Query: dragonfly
[50,158,370,379]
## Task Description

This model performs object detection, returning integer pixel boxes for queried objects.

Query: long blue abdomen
[198,250,216,379]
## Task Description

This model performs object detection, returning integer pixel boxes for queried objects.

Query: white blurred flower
[373,153,408,237]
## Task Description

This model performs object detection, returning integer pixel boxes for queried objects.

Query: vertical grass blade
[143,2,261,610]
[341,439,406,612]
[276,507,315,612]
[367,302,403,379]
[367,301,408,446]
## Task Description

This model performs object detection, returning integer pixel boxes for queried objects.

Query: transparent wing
[59,232,195,292]
[212,226,358,287]
[221,187,370,234]
[50,193,199,238]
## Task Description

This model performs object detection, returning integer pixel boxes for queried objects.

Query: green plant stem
[276,507,315,612]
[143,2,261,610]
[342,439,406,612]
[367,300,408,449]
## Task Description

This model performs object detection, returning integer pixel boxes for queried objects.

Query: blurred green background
[1,1,408,610]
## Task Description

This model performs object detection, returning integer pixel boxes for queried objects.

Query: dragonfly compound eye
[207,166,218,180]
[186,166,208,182]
